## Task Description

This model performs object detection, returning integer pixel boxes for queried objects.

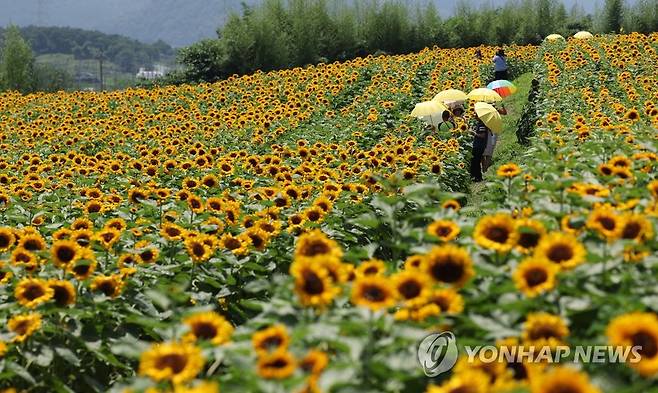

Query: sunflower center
[524,268,548,287]
[631,331,658,358]
[250,234,264,248]
[98,281,117,296]
[547,244,573,263]
[57,246,76,263]
[224,238,241,250]
[13,320,29,335]
[73,264,91,276]
[528,326,560,340]
[140,250,154,262]
[24,284,46,300]
[302,270,325,295]
[24,239,43,251]
[155,353,188,374]
[435,226,452,237]
[485,226,510,244]
[597,217,616,231]
[518,232,540,249]
[265,358,289,369]
[193,322,218,340]
[398,280,421,299]
[262,336,282,349]
[304,240,330,257]
[363,284,386,302]
[431,259,464,283]
[53,286,72,305]
[307,211,321,221]
[622,222,641,239]
[0,234,10,248]
[507,361,528,380]
[192,243,206,257]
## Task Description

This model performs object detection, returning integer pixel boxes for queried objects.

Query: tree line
[165,0,658,85]
[0,26,175,73]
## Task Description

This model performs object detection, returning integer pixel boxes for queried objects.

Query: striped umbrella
[486,80,517,98]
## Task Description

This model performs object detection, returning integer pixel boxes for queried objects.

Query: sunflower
[300,350,329,375]
[8,313,42,342]
[185,236,214,262]
[530,366,601,393]
[607,312,658,376]
[160,222,186,241]
[252,325,290,354]
[137,247,159,264]
[139,342,204,384]
[522,312,569,348]
[356,259,387,277]
[48,279,76,306]
[50,240,80,267]
[19,233,46,252]
[71,217,93,231]
[423,244,474,288]
[183,311,233,346]
[561,214,585,234]
[533,232,586,270]
[514,219,546,253]
[67,249,97,280]
[620,213,654,242]
[0,228,15,252]
[290,258,340,307]
[294,229,343,260]
[219,233,249,256]
[15,278,54,308]
[245,228,269,251]
[442,199,461,211]
[351,275,396,311]
[428,288,464,314]
[497,163,522,178]
[426,370,490,393]
[513,258,559,298]
[257,350,297,379]
[71,229,93,247]
[95,228,121,249]
[392,270,431,307]
[474,214,519,253]
[90,275,124,298]
[587,206,624,240]
[427,219,460,241]
[404,254,425,270]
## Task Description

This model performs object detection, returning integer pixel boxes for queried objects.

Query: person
[452,106,465,118]
[492,48,508,81]
[482,130,497,172]
[470,117,490,182]
[475,48,483,60]
[437,110,455,133]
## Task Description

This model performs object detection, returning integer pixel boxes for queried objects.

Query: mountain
[0,0,603,47]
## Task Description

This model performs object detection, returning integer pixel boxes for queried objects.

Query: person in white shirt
[493,49,508,80]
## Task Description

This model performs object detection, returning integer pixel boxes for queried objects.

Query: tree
[603,0,624,32]
[178,39,225,83]
[0,25,34,93]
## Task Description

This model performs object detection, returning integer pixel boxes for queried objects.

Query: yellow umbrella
[467,88,502,103]
[474,102,503,134]
[433,89,467,104]
[574,31,593,39]
[410,100,448,127]
[545,34,565,41]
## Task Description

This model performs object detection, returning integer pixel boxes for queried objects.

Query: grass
[466,72,533,214]
[35,53,136,90]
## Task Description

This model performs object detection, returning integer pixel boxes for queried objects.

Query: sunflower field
[0,32,656,393]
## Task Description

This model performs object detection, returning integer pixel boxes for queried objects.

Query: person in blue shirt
[493,49,508,81]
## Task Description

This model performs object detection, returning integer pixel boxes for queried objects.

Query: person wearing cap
[470,116,490,182]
